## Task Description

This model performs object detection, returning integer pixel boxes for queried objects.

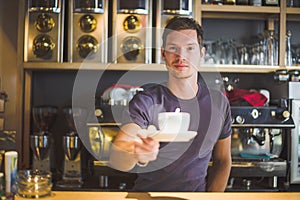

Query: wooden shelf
[198,5,281,20]
[23,62,167,71]
[286,8,300,21]
[199,5,280,14]
[286,7,300,15]
[200,64,281,73]
[23,62,284,73]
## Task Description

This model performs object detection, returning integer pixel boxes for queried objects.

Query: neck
[167,76,198,100]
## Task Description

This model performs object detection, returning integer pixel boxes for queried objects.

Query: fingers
[135,134,160,151]
[134,135,160,163]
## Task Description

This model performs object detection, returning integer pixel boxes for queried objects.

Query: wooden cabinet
[20,0,300,169]
[23,0,300,73]
[195,0,300,72]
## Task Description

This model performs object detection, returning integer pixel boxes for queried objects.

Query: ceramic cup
[158,112,190,133]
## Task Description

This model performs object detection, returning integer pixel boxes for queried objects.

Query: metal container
[112,0,152,63]
[24,0,64,62]
[155,0,194,63]
[68,0,108,62]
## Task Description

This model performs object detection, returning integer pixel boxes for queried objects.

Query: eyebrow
[166,43,198,46]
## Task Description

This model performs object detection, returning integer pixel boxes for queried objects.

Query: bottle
[236,0,249,5]
[286,0,294,7]
[4,151,17,195]
[211,0,223,5]
[286,30,292,67]
[224,0,236,5]
[264,0,279,6]
[202,0,212,4]
[266,30,276,66]
[249,0,262,6]
[0,173,5,198]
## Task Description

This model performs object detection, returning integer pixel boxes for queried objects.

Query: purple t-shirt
[122,82,232,191]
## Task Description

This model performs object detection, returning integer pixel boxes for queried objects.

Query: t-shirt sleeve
[121,92,154,129]
[218,95,232,140]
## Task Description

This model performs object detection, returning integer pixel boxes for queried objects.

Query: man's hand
[134,135,160,164]
[109,123,160,171]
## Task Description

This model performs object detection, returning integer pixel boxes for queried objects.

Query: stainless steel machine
[112,0,152,63]
[56,107,87,189]
[68,0,108,62]
[24,0,64,62]
[30,106,58,171]
[155,0,194,63]
[289,82,300,185]
[228,105,295,191]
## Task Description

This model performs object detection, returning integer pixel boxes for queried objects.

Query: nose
[175,48,187,60]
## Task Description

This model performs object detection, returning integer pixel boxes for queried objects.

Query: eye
[167,46,177,52]
[187,46,195,51]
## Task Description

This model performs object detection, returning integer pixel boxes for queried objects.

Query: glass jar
[16,170,52,198]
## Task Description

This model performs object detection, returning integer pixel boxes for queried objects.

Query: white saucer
[150,131,197,142]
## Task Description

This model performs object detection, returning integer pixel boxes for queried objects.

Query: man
[109,17,232,192]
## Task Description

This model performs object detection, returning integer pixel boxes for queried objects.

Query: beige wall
[0,0,23,163]
[0,1,20,130]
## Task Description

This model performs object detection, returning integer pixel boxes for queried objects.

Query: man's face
[162,29,204,79]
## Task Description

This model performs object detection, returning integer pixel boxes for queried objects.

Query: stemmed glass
[204,40,216,64]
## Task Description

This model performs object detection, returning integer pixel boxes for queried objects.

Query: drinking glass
[204,40,216,64]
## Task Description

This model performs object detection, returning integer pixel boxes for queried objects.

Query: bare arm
[206,135,232,192]
[109,123,160,171]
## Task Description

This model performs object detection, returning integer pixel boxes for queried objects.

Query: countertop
[14,191,300,200]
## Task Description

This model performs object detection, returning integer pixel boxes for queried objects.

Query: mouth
[173,63,188,70]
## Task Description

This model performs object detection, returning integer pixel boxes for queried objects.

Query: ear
[161,48,165,60]
[200,46,205,59]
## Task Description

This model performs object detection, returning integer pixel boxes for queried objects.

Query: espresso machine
[156,0,194,63]
[30,106,58,171]
[56,107,87,189]
[228,105,295,191]
[112,0,152,63]
[68,0,108,62]
[24,0,64,62]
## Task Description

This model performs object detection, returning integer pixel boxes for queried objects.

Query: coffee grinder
[155,0,194,63]
[30,106,58,171]
[68,0,108,62]
[24,0,64,62]
[56,107,87,188]
[112,0,152,63]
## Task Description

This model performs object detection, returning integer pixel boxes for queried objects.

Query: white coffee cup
[158,112,190,133]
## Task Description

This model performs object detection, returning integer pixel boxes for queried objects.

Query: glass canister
[16,170,52,198]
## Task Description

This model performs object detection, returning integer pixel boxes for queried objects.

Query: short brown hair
[162,17,204,48]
